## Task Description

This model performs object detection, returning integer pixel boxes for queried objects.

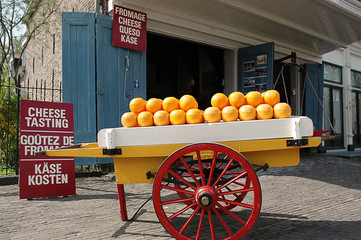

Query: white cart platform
[98,116,313,149]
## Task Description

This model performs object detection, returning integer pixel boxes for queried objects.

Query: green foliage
[0,65,18,174]
[0,167,15,175]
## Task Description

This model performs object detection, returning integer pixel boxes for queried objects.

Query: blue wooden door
[238,42,274,93]
[96,14,146,129]
[304,63,324,131]
[95,14,146,164]
[62,13,146,165]
[62,12,97,165]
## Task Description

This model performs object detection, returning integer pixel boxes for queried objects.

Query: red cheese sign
[112,5,147,51]
[19,100,76,199]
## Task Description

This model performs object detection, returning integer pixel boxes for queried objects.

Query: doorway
[273,62,302,116]
[273,63,291,103]
[146,34,225,110]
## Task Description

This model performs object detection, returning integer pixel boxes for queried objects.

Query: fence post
[6,77,10,175]
[40,79,43,101]
[36,79,38,101]
[15,75,21,175]
[44,80,46,100]
[52,70,54,102]
[27,79,30,100]
[60,81,62,102]
[1,77,62,175]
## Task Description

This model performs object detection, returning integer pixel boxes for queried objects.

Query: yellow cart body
[39,116,321,240]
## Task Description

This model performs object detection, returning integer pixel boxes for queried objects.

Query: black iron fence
[0,75,62,175]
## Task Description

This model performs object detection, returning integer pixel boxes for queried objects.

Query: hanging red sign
[19,100,76,199]
[112,5,147,51]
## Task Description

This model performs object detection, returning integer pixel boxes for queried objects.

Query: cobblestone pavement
[1,152,361,240]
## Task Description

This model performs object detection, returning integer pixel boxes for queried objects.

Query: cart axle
[253,163,269,172]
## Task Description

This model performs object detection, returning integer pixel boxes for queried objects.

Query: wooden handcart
[37,116,321,240]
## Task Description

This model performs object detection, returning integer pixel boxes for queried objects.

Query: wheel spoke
[196,209,205,240]
[190,166,199,171]
[179,205,201,234]
[169,202,198,221]
[196,150,206,186]
[216,171,248,192]
[219,187,254,197]
[179,156,201,188]
[212,207,233,236]
[182,173,202,178]
[207,209,216,240]
[161,196,195,205]
[215,203,247,225]
[160,184,196,196]
[217,198,254,209]
[216,154,229,168]
[153,143,261,240]
[233,181,246,187]
[225,185,239,198]
[224,171,247,175]
[211,157,234,188]
[167,168,198,191]
[207,151,218,186]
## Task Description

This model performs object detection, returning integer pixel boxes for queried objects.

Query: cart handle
[35,144,82,156]
[34,142,108,158]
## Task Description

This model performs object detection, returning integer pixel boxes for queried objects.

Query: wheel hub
[195,186,217,208]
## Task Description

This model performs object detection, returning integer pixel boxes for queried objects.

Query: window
[323,63,343,148]
[351,70,361,146]
[351,70,361,88]
[324,63,342,83]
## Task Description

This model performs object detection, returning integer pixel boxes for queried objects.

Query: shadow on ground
[109,209,361,240]
[244,211,361,240]
[260,152,361,190]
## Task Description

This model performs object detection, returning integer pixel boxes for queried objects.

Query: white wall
[322,43,361,148]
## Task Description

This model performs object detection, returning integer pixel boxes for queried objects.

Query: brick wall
[23,0,96,102]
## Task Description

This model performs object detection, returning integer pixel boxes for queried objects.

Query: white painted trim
[343,48,353,148]
[319,0,361,20]
[118,1,324,60]
[348,42,361,55]
[214,0,348,47]
[98,117,314,148]
[323,81,343,88]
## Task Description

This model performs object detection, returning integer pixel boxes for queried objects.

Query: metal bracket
[146,171,156,179]
[274,51,297,63]
[102,148,122,155]
[286,139,308,147]
[253,163,269,172]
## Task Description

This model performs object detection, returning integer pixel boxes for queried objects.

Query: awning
[117,0,361,55]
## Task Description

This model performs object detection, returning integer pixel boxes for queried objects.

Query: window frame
[324,62,343,84]
[322,62,344,148]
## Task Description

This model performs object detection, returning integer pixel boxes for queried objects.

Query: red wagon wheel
[153,143,262,240]
[174,158,251,211]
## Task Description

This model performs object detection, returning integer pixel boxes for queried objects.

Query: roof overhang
[115,0,361,56]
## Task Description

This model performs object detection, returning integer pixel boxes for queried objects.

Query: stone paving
[1,152,361,239]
